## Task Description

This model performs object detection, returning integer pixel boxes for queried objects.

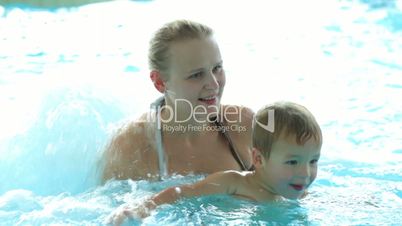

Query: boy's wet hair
[148,19,213,80]
[252,101,322,158]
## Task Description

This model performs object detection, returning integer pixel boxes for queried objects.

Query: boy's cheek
[310,170,318,182]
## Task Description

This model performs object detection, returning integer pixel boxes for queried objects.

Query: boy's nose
[297,164,311,178]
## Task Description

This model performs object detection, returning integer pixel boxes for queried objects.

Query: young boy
[110,101,322,225]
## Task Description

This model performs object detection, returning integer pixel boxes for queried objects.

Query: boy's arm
[110,171,239,225]
[151,170,238,206]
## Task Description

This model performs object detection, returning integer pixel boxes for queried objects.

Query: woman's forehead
[168,38,222,72]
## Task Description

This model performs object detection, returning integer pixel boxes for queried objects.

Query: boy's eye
[310,159,319,164]
[285,160,298,165]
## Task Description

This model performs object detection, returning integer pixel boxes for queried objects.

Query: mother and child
[100,19,322,225]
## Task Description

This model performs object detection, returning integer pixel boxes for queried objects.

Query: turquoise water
[1,0,401,225]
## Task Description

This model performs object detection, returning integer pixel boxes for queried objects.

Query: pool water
[1,0,401,225]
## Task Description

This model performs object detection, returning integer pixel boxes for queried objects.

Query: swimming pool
[1,0,401,225]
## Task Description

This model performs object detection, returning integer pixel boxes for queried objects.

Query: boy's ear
[252,148,264,167]
[150,70,166,93]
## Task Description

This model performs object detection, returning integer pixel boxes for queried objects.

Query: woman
[101,20,254,182]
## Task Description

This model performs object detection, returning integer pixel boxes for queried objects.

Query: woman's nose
[204,71,220,90]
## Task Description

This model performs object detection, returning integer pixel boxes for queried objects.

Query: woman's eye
[212,65,223,73]
[285,160,298,165]
[189,71,203,79]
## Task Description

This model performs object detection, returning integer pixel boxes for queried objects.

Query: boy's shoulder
[207,170,252,184]
[216,170,254,195]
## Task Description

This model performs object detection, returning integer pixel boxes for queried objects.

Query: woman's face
[164,37,226,123]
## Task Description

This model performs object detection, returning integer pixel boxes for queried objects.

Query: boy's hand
[108,206,132,226]
[107,201,156,226]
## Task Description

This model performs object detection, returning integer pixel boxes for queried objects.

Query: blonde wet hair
[148,19,213,80]
[252,101,322,158]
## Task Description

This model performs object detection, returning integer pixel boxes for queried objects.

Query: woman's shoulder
[109,113,155,153]
[101,113,157,182]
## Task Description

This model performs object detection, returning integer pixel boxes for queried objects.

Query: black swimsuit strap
[213,119,254,171]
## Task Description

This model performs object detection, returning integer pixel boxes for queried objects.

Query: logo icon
[254,109,275,132]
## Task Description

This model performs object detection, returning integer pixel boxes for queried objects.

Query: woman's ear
[252,148,264,167]
[150,70,166,93]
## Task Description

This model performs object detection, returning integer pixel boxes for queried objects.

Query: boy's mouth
[290,184,304,191]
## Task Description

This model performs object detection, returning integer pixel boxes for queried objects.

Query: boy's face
[259,134,321,199]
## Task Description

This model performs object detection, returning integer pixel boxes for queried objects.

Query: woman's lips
[199,96,217,105]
